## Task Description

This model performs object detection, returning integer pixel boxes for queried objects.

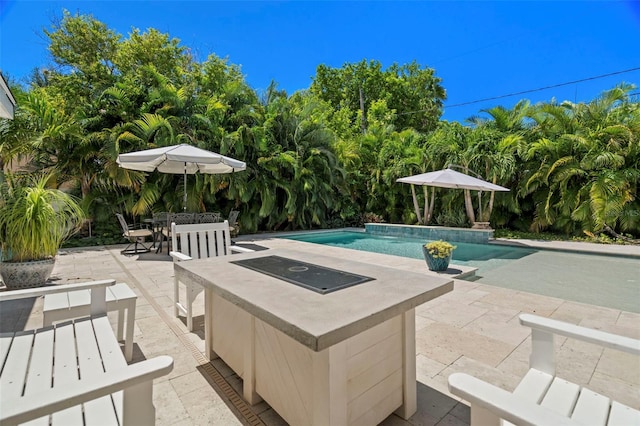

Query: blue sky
[1,1,639,123]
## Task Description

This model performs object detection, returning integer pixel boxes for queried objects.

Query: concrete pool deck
[1,236,638,425]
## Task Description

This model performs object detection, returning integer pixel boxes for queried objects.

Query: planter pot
[421,246,451,272]
[0,258,56,289]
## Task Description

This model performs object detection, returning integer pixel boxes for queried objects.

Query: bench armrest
[448,373,577,426]
[169,251,192,262]
[520,313,640,374]
[0,355,174,425]
[0,279,115,302]
[231,245,254,253]
[520,314,640,355]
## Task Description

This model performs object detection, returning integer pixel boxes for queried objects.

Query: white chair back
[171,221,232,260]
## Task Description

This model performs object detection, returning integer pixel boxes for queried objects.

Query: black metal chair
[162,212,196,253]
[150,212,169,253]
[227,210,240,237]
[195,212,222,223]
[116,213,153,255]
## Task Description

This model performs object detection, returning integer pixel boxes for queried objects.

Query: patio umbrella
[396,166,509,225]
[396,168,509,192]
[117,143,246,211]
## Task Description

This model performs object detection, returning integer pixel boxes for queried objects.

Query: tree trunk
[486,191,496,222]
[463,189,476,224]
[410,184,422,224]
[422,186,435,225]
[81,174,92,199]
[484,175,498,222]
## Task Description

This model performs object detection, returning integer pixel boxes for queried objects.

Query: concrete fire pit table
[174,248,453,425]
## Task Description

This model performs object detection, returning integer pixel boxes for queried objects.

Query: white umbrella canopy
[396,168,509,192]
[117,143,246,210]
[116,143,246,174]
[397,167,509,226]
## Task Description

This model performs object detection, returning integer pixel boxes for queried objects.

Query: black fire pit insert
[231,255,375,294]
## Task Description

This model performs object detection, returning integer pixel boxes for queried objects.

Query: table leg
[311,342,348,425]
[395,308,417,419]
[204,287,215,360]
[242,316,262,405]
[154,228,163,253]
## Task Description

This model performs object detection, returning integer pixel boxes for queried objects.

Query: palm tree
[525,84,639,234]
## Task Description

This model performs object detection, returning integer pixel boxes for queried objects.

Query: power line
[445,66,640,109]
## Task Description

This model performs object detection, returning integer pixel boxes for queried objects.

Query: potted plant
[422,240,456,272]
[0,173,85,289]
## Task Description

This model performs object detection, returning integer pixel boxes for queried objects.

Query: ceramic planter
[421,246,451,272]
[0,258,56,289]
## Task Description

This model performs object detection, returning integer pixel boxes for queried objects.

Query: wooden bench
[43,282,137,362]
[0,279,173,425]
[448,313,640,426]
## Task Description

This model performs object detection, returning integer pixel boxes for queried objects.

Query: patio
[1,236,638,425]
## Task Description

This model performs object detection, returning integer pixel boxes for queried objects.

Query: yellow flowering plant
[423,240,456,259]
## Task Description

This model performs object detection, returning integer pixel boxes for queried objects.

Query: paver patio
[1,235,638,425]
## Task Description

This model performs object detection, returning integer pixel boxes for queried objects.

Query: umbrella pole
[183,162,187,212]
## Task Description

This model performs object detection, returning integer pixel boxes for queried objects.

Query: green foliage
[361,212,385,224]
[5,10,638,243]
[310,59,446,135]
[0,173,85,261]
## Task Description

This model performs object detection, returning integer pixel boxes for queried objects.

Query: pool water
[282,231,640,313]
[284,231,537,273]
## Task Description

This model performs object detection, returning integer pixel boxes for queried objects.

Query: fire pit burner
[231,255,374,294]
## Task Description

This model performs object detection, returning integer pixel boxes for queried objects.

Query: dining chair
[227,209,240,237]
[196,212,222,223]
[162,212,196,253]
[116,213,153,255]
[151,211,169,252]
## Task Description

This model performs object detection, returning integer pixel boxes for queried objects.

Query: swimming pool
[282,231,640,313]
[284,231,536,272]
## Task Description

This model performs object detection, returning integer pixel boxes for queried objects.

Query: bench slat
[0,332,16,374]
[608,401,640,426]
[513,368,553,403]
[541,377,580,417]
[0,331,34,398]
[51,322,83,424]
[23,327,56,426]
[571,387,610,426]
[109,283,137,302]
[44,285,131,315]
[42,292,71,312]
[68,289,92,308]
[93,316,127,421]
[42,283,137,363]
[75,318,120,425]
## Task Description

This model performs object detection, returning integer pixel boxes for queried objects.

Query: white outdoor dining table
[174,248,453,426]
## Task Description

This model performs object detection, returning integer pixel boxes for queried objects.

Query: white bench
[170,221,253,331]
[448,313,640,426]
[0,279,173,425]
[43,282,137,362]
